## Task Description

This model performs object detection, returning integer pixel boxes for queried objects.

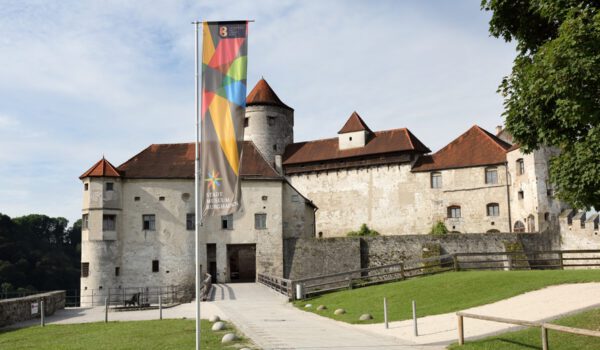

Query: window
[273,144,277,151]
[142,215,156,230]
[431,172,442,189]
[486,203,500,217]
[186,213,195,230]
[115,267,120,276]
[103,215,116,231]
[255,213,267,229]
[485,167,498,184]
[159,196,165,201]
[516,159,525,175]
[447,206,461,219]
[82,214,89,230]
[106,182,114,191]
[221,214,233,230]
[152,260,159,272]
[518,190,524,200]
[134,196,140,201]
[81,262,89,277]
[244,118,249,127]
[84,183,89,191]
[349,136,353,141]
[514,220,525,233]
[267,116,275,126]
[291,194,300,202]
[544,212,550,221]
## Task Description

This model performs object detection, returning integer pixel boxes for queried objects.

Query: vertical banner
[201,21,248,216]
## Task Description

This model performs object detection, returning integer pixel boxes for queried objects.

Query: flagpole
[193,20,202,350]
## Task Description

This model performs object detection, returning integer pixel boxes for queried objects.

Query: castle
[79,78,595,297]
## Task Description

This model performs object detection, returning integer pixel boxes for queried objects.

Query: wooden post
[348,277,353,290]
[400,262,405,280]
[453,255,459,271]
[104,297,108,323]
[384,297,388,329]
[541,325,549,350]
[507,253,513,271]
[40,300,45,327]
[458,314,464,345]
[558,252,564,270]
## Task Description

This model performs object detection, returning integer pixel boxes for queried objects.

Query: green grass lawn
[293,270,600,324]
[0,319,255,350]
[447,307,600,350]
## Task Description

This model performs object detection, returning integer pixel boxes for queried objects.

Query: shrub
[347,224,379,237]
[429,220,448,235]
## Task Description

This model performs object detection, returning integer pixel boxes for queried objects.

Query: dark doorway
[227,244,256,282]
[207,244,217,283]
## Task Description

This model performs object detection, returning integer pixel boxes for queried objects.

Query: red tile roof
[79,158,121,179]
[338,111,372,134]
[283,128,430,165]
[412,125,512,172]
[117,141,280,179]
[246,78,293,110]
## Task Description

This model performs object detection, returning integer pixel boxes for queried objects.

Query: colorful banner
[200,21,248,217]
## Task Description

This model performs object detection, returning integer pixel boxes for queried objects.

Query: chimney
[495,125,503,135]
[274,155,283,175]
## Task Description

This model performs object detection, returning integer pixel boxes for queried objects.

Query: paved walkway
[356,282,600,347]
[5,282,600,349]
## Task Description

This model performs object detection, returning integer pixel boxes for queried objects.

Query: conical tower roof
[79,157,121,179]
[246,78,293,110]
[338,111,372,134]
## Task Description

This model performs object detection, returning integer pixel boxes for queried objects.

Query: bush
[429,221,448,235]
[347,224,379,237]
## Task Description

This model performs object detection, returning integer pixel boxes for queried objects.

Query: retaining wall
[0,291,65,327]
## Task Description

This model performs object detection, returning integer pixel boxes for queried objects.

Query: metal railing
[457,311,600,349]
[257,249,600,300]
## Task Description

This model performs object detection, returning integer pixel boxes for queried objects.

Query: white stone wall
[244,105,293,167]
[282,183,315,239]
[338,130,367,150]
[507,147,566,233]
[287,163,512,237]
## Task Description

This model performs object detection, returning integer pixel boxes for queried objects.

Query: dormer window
[349,136,352,141]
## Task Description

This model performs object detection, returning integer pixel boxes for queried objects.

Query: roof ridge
[474,125,512,152]
[403,129,415,150]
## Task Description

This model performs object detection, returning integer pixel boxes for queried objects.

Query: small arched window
[431,172,442,189]
[514,220,525,233]
[485,167,498,184]
[516,158,525,175]
[447,205,461,219]
[486,203,500,216]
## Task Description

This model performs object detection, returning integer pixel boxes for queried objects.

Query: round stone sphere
[211,321,226,331]
[221,333,237,343]
[359,313,373,321]
[209,315,221,322]
[304,304,312,308]
[334,308,346,315]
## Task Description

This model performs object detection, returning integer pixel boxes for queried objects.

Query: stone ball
[221,333,237,343]
[212,321,226,331]
[316,305,327,311]
[209,315,221,322]
[334,308,346,315]
[304,304,312,308]
[359,313,373,321]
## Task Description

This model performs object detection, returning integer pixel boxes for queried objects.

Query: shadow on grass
[476,338,540,350]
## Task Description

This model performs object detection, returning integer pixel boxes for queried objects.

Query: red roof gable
[283,128,430,165]
[338,111,372,134]
[412,125,512,172]
[117,141,280,179]
[79,158,121,179]
[246,78,293,110]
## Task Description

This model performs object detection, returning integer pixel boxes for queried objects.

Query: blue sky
[0,1,516,224]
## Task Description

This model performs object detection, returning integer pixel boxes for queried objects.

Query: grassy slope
[447,307,600,350]
[293,270,600,324]
[0,319,254,350]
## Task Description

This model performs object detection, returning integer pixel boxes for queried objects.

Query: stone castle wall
[284,231,560,279]
[0,291,65,327]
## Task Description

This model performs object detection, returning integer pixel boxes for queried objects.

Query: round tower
[79,157,122,306]
[244,78,294,168]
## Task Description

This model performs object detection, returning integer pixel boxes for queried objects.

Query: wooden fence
[256,249,600,300]
[457,311,600,349]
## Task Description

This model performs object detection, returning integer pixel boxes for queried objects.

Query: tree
[482,0,600,208]
[429,220,449,235]
[347,224,380,237]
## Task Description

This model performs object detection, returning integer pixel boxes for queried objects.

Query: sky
[0,0,517,224]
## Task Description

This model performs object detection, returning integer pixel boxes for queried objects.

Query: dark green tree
[482,0,600,208]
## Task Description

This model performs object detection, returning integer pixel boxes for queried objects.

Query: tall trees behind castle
[0,213,81,296]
